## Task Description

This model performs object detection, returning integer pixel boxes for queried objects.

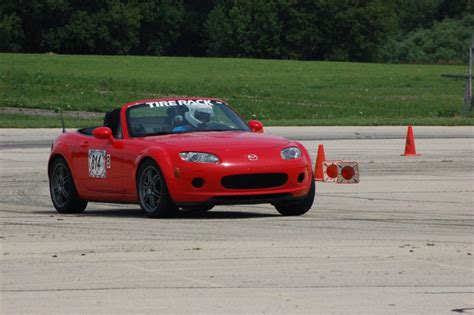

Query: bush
[380,14,474,64]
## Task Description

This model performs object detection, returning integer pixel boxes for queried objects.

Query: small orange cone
[315,144,326,181]
[401,125,420,156]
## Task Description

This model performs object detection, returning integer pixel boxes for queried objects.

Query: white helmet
[185,104,214,127]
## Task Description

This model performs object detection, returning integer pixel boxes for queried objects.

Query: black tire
[137,160,178,218]
[49,157,88,214]
[180,205,214,212]
[274,179,315,216]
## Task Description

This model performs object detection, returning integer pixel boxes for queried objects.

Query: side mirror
[248,120,264,133]
[93,127,113,140]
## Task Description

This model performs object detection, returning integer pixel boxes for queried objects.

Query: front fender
[134,147,180,199]
[292,141,314,177]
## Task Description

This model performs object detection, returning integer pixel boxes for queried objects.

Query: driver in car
[172,104,214,132]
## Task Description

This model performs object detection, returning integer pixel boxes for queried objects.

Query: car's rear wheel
[274,179,315,216]
[180,205,214,212]
[49,157,88,213]
[137,160,178,218]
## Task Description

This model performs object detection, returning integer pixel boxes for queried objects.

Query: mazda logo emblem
[247,154,258,161]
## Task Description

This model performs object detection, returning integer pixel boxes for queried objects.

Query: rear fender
[48,141,73,177]
[47,140,88,199]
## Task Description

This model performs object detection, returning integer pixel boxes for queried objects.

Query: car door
[77,137,124,194]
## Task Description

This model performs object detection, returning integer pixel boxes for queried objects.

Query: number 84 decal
[88,149,111,178]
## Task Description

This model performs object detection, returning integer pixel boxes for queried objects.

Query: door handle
[80,141,89,148]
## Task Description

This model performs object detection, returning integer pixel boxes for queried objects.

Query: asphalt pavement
[0,127,473,314]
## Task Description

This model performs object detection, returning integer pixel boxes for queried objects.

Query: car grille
[221,173,288,189]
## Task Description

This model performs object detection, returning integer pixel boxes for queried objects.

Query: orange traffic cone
[315,144,326,181]
[401,125,420,156]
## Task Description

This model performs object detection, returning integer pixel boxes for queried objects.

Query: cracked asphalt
[0,127,473,314]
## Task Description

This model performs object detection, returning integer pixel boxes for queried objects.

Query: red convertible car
[48,97,315,218]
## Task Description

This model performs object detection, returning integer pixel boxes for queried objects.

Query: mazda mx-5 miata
[48,98,315,218]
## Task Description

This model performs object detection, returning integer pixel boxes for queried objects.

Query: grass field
[0,53,472,127]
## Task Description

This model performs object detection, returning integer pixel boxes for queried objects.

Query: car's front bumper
[167,159,313,205]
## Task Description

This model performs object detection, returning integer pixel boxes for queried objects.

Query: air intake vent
[221,173,288,189]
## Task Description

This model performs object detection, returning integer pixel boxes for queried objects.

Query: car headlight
[179,152,220,163]
[281,147,302,160]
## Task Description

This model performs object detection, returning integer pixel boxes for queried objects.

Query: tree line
[0,0,472,64]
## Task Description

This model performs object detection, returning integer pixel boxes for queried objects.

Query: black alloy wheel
[49,157,88,213]
[273,178,315,216]
[137,160,178,218]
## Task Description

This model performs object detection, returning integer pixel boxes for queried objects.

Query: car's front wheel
[49,157,88,213]
[274,179,315,216]
[137,160,178,218]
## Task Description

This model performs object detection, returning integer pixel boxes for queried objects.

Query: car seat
[103,108,121,137]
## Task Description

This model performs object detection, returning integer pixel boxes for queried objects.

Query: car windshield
[126,99,250,137]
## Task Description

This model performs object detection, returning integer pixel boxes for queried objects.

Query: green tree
[206,0,284,58]
[0,13,24,51]
[7,0,46,52]
[0,0,470,63]
[94,1,141,54]
[392,0,441,32]
[205,1,234,56]
[171,0,215,56]
[279,0,322,60]
[206,0,397,61]
[133,0,184,55]
[438,0,473,18]
[381,14,474,64]
[319,0,397,61]
[41,0,141,54]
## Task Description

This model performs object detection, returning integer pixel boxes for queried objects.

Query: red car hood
[143,131,290,150]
